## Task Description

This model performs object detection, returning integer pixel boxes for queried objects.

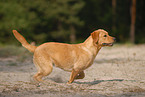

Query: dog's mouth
[102,43,114,46]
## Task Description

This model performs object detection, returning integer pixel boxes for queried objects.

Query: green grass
[0,45,29,57]
[0,45,33,62]
[7,62,17,66]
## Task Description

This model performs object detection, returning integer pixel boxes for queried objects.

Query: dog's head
[91,29,116,47]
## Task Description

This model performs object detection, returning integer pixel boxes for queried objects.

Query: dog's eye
[104,35,107,37]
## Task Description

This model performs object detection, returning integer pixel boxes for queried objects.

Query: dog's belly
[46,46,77,72]
[50,51,76,72]
[53,59,74,72]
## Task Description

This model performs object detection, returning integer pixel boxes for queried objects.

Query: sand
[0,45,145,97]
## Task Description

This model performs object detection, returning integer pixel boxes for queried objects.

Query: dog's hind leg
[75,71,85,79]
[33,53,53,82]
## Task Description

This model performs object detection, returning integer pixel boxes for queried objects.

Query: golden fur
[13,29,115,84]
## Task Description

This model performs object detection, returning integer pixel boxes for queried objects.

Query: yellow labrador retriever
[13,29,115,84]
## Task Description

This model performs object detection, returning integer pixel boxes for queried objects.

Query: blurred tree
[0,1,30,43]
[112,0,116,34]
[115,0,130,42]
[130,0,136,43]
[22,0,84,43]
[136,0,145,43]
[47,0,85,43]
[0,0,84,44]
[0,0,145,44]
[79,0,112,40]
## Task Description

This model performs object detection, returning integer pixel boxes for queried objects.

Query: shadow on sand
[74,79,124,85]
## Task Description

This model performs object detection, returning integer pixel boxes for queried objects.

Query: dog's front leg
[67,69,80,84]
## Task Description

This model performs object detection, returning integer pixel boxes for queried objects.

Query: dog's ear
[91,31,100,45]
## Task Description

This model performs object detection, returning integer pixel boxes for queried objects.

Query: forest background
[0,0,144,45]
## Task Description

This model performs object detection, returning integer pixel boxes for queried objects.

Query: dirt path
[0,45,145,97]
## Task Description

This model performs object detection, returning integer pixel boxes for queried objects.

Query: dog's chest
[84,56,95,69]
[73,49,96,70]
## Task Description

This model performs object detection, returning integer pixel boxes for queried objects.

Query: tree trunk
[112,0,116,33]
[70,25,76,43]
[130,0,136,43]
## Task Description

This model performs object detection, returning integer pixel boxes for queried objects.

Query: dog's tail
[12,30,37,53]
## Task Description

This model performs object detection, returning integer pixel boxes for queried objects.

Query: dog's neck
[82,36,102,56]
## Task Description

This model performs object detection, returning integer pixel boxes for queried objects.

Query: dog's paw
[67,81,72,84]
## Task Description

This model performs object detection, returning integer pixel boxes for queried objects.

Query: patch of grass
[0,45,32,57]
[16,55,29,62]
[7,62,17,66]
[0,45,33,62]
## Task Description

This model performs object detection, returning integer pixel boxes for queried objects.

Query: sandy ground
[0,45,145,97]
